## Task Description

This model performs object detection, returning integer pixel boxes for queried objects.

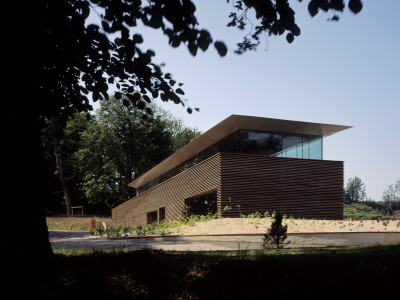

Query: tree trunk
[7,112,54,297]
[6,8,54,295]
[53,138,72,216]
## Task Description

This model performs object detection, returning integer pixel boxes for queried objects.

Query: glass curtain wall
[137,130,322,195]
[274,134,322,160]
[163,130,322,184]
[239,130,322,160]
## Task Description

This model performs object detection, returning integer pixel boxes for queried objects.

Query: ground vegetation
[37,243,399,299]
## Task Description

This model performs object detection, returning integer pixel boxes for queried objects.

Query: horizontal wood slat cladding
[113,152,344,227]
[219,153,344,220]
[112,154,221,227]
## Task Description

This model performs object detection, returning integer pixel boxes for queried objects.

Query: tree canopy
[41,98,201,215]
[75,97,175,209]
[381,180,400,215]
[9,0,363,124]
[344,176,366,204]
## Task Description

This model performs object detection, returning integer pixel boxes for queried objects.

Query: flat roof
[128,115,351,188]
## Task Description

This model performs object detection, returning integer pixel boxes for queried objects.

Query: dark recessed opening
[159,207,166,222]
[185,191,217,217]
[147,210,158,224]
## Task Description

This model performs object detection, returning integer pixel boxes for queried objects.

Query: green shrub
[90,224,105,236]
[262,212,290,249]
[90,213,218,237]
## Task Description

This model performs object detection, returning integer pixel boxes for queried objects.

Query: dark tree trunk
[53,138,72,216]
[6,4,55,297]
[7,113,54,297]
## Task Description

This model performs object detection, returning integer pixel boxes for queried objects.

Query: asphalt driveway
[49,230,400,251]
[49,230,260,251]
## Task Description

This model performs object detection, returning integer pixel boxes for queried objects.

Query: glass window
[225,130,240,153]
[240,130,260,154]
[302,141,309,159]
[309,137,322,159]
[281,134,302,158]
[297,143,303,158]
[282,134,303,150]
[216,136,228,153]
[302,135,321,159]
[285,147,297,158]
[260,132,282,155]
[141,131,324,194]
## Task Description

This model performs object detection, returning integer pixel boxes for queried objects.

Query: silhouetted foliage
[262,212,290,249]
[9,0,363,126]
[227,0,363,52]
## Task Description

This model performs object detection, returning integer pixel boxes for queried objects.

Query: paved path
[49,230,400,251]
[49,231,260,251]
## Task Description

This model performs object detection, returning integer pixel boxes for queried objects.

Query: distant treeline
[361,199,400,217]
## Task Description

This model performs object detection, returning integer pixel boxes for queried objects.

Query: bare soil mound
[47,216,400,234]
[169,218,400,235]
[46,216,111,231]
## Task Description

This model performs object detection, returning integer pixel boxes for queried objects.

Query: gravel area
[168,218,400,235]
[47,216,400,235]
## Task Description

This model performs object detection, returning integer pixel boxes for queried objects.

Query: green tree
[75,96,174,209]
[344,176,367,204]
[382,180,400,215]
[152,104,202,152]
[41,98,200,214]
[41,114,90,215]
[75,118,121,210]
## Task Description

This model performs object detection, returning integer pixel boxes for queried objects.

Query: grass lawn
[344,203,395,220]
[38,243,400,299]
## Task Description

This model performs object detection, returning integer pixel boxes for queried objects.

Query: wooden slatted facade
[112,154,221,227]
[219,153,343,220]
[112,115,349,227]
[112,152,344,227]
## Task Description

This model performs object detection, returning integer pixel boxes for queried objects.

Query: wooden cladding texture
[113,152,344,227]
[112,154,221,227]
[219,153,344,220]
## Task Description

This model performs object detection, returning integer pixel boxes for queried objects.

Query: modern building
[112,115,351,227]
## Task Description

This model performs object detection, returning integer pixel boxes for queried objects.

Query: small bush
[262,212,291,249]
[89,213,218,237]
[90,224,105,236]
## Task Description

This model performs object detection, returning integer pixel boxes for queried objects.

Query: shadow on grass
[40,243,400,299]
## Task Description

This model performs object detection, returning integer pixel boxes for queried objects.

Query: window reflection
[260,132,282,155]
[240,130,260,154]
[282,134,303,150]
[141,130,323,195]
[302,140,309,159]
[309,137,322,160]
[227,130,240,153]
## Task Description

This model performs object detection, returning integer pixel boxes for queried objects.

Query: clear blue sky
[92,1,400,201]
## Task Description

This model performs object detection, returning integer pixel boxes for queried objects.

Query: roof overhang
[128,115,351,188]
